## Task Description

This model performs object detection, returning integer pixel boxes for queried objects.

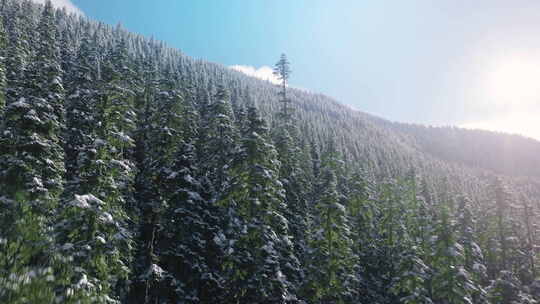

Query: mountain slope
[1,1,540,303]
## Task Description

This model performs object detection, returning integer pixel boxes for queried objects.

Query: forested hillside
[1,1,540,303]
[387,122,540,178]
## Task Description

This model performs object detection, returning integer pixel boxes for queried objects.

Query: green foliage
[0,2,65,301]
[0,14,6,115]
[304,148,357,304]
[0,2,539,303]
[219,106,298,303]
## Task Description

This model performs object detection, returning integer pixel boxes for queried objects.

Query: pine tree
[160,139,227,303]
[19,0,37,53]
[54,27,134,303]
[272,54,309,294]
[128,55,164,304]
[202,85,238,196]
[158,82,228,303]
[57,33,139,301]
[483,177,516,280]
[220,106,298,303]
[373,180,410,304]
[518,195,539,286]
[0,1,65,301]
[274,53,292,122]
[3,2,27,110]
[348,170,393,303]
[304,145,357,303]
[274,126,309,290]
[392,245,432,304]
[58,23,75,86]
[494,178,511,273]
[487,271,536,304]
[63,26,100,183]
[456,197,488,303]
[390,174,435,304]
[129,65,185,303]
[55,193,132,303]
[430,206,476,304]
[0,14,6,115]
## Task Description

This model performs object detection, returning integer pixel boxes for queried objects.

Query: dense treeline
[1,1,540,303]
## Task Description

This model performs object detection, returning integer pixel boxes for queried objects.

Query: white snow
[62,243,74,250]
[96,236,106,244]
[142,264,165,279]
[71,194,104,209]
[99,212,114,224]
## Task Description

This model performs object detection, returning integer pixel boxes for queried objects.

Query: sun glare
[463,51,540,140]
[484,52,540,104]
[461,113,540,140]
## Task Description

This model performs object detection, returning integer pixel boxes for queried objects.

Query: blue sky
[44,0,540,140]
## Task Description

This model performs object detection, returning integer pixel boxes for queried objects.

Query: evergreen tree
[391,174,435,304]
[157,83,229,303]
[494,178,511,274]
[487,271,536,304]
[54,25,134,304]
[272,54,310,293]
[128,55,163,304]
[0,14,6,115]
[129,65,185,303]
[160,139,226,303]
[483,177,520,281]
[3,2,27,110]
[55,193,132,303]
[456,197,488,303]
[348,170,402,304]
[373,180,410,304]
[63,26,100,183]
[58,23,75,85]
[274,126,310,290]
[392,244,432,304]
[55,26,114,303]
[0,1,65,301]
[201,85,238,196]
[56,33,139,301]
[430,206,477,304]
[274,53,292,122]
[518,195,539,286]
[220,106,298,303]
[304,145,357,303]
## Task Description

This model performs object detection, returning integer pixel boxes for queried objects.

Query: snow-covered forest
[1,1,540,303]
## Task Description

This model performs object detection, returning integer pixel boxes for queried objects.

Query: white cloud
[229,65,281,85]
[30,0,84,16]
[460,111,540,141]
[229,65,314,94]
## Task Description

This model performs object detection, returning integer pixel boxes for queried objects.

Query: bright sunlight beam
[484,52,540,104]
[462,50,540,141]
